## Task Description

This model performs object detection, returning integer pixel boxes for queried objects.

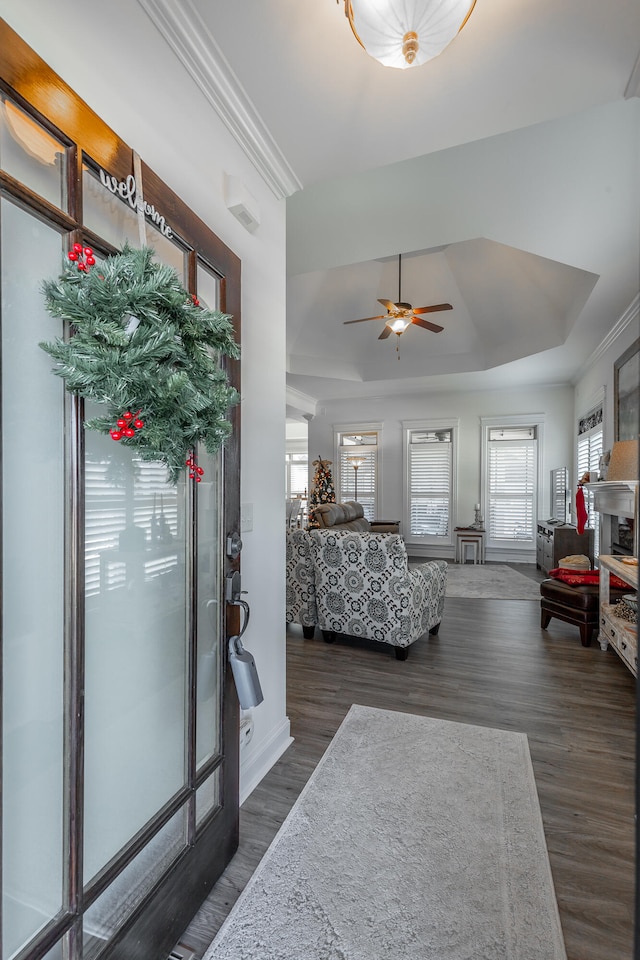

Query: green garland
[40,243,240,482]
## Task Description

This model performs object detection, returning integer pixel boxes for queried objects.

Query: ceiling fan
[343,253,452,340]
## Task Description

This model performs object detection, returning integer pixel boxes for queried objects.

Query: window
[404,424,456,542]
[335,427,380,520]
[483,421,541,548]
[285,452,308,499]
[577,404,603,556]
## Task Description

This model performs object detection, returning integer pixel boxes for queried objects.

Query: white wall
[308,384,575,562]
[3,1,290,800]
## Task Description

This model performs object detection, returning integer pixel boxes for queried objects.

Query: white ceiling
[141,0,640,411]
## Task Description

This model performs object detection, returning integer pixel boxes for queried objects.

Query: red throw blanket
[549,568,629,590]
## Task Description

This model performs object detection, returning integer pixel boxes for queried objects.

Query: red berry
[197,467,204,475]
[123,411,133,421]
[196,477,202,483]
[134,419,144,429]
[68,251,78,261]
[86,256,96,266]
[77,263,87,272]
[73,242,83,253]
[117,418,126,428]
[84,247,93,257]
[110,430,122,440]
[124,428,135,437]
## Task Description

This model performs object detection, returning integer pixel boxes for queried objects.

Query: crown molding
[286,384,317,415]
[576,293,640,381]
[137,0,302,200]
[625,49,640,99]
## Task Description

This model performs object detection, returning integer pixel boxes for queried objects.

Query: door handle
[230,596,250,641]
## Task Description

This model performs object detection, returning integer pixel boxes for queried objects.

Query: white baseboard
[407,544,537,565]
[239,716,293,805]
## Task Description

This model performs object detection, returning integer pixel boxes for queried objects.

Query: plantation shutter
[550,468,568,524]
[487,428,536,542]
[408,430,452,538]
[577,406,603,555]
[286,453,308,498]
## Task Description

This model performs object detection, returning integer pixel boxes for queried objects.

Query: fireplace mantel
[585,481,638,558]
[585,481,637,518]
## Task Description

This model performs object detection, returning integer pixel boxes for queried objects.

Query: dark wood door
[0,20,241,960]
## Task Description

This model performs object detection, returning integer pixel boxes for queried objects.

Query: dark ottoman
[540,578,627,647]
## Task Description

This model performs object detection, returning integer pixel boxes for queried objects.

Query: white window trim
[402,418,459,546]
[575,390,605,555]
[333,421,383,516]
[480,414,545,555]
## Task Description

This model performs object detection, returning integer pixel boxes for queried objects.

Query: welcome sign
[98,168,173,239]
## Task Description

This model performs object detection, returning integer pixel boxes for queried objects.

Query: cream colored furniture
[598,555,637,676]
[311,500,399,534]
[454,528,485,564]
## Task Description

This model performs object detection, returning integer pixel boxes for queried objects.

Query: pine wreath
[40,243,240,482]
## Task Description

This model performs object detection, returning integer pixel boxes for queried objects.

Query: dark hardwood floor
[177,566,636,960]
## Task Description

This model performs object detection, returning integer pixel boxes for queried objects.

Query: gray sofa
[310,500,399,534]
[286,527,447,659]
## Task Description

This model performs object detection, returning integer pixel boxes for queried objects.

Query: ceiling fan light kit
[343,253,452,350]
[386,316,412,335]
[339,0,477,69]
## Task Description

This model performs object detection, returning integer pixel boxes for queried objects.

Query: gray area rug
[444,562,542,600]
[204,705,566,960]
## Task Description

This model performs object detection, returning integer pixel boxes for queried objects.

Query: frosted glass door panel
[196,447,223,769]
[82,166,186,275]
[1,201,65,958]
[195,261,224,770]
[83,417,188,883]
[0,94,67,209]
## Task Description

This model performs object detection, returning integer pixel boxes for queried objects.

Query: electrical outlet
[240,715,254,748]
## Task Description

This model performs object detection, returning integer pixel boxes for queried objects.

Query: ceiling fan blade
[377,298,397,311]
[343,315,387,325]
[412,316,444,333]
[378,326,393,340]
[412,303,453,315]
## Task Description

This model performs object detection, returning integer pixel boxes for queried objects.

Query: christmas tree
[308,456,335,527]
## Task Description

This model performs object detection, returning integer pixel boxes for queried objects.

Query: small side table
[454,527,485,564]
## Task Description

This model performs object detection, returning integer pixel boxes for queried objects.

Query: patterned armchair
[285,528,318,638]
[308,529,447,660]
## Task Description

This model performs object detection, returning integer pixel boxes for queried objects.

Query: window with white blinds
[336,431,378,520]
[487,427,537,543]
[285,453,308,498]
[407,429,453,539]
[577,405,603,556]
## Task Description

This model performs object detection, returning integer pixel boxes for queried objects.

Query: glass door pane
[1,200,66,958]
[196,446,223,771]
[83,424,189,883]
[0,94,67,209]
[195,261,224,773]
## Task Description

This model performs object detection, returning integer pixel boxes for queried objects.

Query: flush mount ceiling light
[339,0,477,69]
